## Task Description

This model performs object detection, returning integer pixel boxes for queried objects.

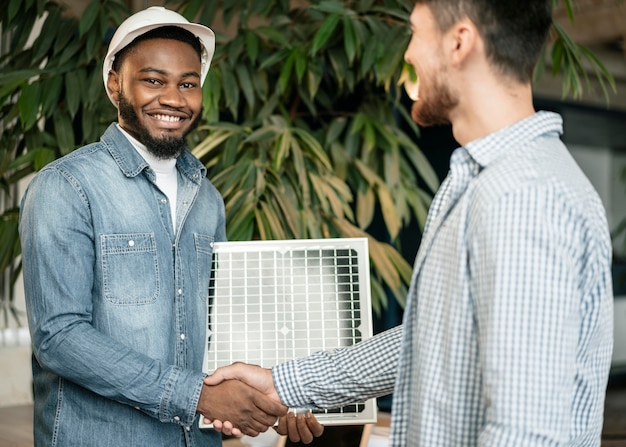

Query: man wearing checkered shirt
[206,1,614,445]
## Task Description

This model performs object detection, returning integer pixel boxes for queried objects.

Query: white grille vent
[201,238,376,426]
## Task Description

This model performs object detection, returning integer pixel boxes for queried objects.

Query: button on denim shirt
[19,124,226,447]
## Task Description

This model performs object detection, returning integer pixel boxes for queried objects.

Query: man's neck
[450,73,535,146]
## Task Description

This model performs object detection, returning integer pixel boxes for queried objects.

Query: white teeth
[153,114,182,122]
[405,77,420,102]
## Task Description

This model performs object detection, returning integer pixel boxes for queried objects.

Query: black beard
[118,92,201,160]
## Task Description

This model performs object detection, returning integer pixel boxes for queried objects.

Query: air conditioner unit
[201,238,376,427]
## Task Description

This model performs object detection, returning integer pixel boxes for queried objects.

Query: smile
[150,114,184,122]
[405,76,420,102]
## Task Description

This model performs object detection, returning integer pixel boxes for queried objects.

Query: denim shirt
[19,124,226,447]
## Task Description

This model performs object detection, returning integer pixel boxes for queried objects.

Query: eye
[180,82,198,89]
[145,78,163,86]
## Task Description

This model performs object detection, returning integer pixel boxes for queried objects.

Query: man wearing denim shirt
[19,7,286,447]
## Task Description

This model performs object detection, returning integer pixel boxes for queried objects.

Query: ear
[446,18,478,67]
[106,70,121,104]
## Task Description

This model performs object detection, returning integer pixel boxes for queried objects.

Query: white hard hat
[102,6,215,106]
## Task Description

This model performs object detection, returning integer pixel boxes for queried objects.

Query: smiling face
[404,4,458,127]
[107,38,203,159]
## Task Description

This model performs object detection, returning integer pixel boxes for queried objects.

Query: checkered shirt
[273,112,614,446]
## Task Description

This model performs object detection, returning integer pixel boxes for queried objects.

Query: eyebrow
[139,67,201,79]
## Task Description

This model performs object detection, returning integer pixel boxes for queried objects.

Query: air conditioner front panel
[201,238,376,427]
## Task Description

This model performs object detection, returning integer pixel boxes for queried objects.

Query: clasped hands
[199,362,324,444]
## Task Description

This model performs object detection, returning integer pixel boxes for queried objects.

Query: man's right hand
[204,362,278,401]
[197,379,287,437]
[203,363,324,443]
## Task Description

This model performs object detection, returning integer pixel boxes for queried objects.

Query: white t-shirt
[117,124,178,227]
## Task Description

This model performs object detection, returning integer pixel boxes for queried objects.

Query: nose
[159,85,184,108]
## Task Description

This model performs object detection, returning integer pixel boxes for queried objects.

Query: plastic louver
[200,238,376,427]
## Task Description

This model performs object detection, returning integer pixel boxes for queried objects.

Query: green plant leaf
[81,106,97,144]
[18,81,41,131]
[258,48,290,71]
[256,26,291,48]
[8,0,21,21]
[369,239,401,291]
[41,75,63,116]
[369,277,386,315]
[320,177,346,219]
[312,13,340,55]
[86,23,102,60]
[226,196,255,241]
[342,16,356,64]
[0,78,26,104]
[0,69,43,85]
[307,62,323,99]
[356,186,375,229]
[326,117,347,145]
[105,0,130,25]
[376,182,400,240]
[196,0,220,27]
[2,0,615,318]
[267,183,301,236]
[235,64,256,110]
[56,38,82,66]
[278,50,295,94]
[245,125,278,143]
[219,63,240,119]
[311,1,346,14]
[244,31,259,64]
[65,70,83,118]
[32,7,61,61]
[86,66,105,109]
[294,48,307,83]
[273,130,292,171]
[79,0,99,38]
[7,5,37,53]
[400,140,440,194]
[257,201,286,240]
[192,128,235,159]
[52,21,75,57]
[34,147,56,170]
[293,128,331,170]
[53,111,75,154]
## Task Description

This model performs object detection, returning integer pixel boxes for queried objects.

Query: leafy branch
[0,0,621,317]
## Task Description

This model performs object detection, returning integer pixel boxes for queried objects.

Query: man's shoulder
[40,141,108,175]
[42,125,124,172]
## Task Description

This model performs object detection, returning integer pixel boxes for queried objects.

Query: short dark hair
[413,0,552,83]
[111,26,203,73]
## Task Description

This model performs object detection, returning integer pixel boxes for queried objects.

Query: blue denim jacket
[19,124,225,446]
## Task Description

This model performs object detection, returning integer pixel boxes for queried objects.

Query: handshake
[197,362,324,444]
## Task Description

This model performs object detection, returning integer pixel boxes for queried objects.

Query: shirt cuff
[272,360,311,409]
[159,366,206,426]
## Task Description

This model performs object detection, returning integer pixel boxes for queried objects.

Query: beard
[118,92,201,160]
[410,71,458,128]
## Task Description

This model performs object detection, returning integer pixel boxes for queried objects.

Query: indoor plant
[0,0,617,321]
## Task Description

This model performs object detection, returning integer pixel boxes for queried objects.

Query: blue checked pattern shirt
[273,112,614,446]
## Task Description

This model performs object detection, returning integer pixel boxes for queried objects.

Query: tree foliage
[0,0,618,317]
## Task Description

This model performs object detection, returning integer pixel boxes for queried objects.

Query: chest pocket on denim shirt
[195,234,214,301]
[101,233,159,305]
